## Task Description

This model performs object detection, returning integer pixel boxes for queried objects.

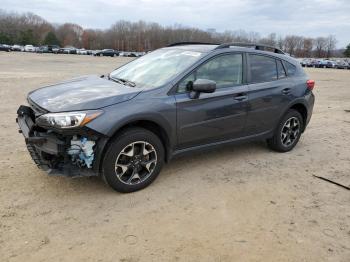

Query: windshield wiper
[108,75,136,87]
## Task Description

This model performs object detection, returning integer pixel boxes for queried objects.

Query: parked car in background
[11,44,24,51]
[310,59,321,68]
[24,45,35,52]
[59,47,77,54]
[326,60,336,68]
[300,58,314,67]
[128,52,137,57]
[36,45,49,53]
[67,47,77,54]
[17,42,315,193]
[94,49,119,57]
[48,45,60,53]
[318,60,327,68]
[298,59,350,69]
[0,44,11,52]
[77,48,88,55]
[335,61,349,69]
[319,60,336,68]
[300,58,308,67]
[119,51,138,57]
[58,48,66,54]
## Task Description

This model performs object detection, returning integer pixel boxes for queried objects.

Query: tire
[102,128,164,193]
[267,109,304,152]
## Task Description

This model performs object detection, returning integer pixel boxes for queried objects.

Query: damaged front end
[16,104,106,177]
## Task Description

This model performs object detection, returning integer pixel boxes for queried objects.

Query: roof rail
[214,42,285,54]
[166,42,219,47]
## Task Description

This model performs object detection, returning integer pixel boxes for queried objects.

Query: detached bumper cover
[16,105,98,177]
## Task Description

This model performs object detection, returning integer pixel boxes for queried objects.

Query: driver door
[175,53,249,149]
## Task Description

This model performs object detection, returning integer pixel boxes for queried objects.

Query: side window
[284,61,297,76]
[277,60,287,79]
[177,54,243,93]
[249,54,277,83]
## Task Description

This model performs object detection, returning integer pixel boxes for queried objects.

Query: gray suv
[17,42,315,193]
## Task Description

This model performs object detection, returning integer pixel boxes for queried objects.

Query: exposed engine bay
[67,136,95,168]
[17,105,103,177]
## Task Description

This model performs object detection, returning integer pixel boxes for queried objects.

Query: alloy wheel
[115,141,157,185]
[280,117,300,147]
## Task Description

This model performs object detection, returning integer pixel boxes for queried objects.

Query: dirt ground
[0,52,349,262]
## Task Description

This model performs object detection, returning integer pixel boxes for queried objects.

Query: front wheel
[267,109,304,152]
[102,128,164,193]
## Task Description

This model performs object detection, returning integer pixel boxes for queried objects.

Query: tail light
[307,80,315,90]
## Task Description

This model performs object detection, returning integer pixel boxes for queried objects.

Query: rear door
[245,54,294,135]
[175,53,249,149]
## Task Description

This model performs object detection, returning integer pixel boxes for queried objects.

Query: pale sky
[2,0,350,47]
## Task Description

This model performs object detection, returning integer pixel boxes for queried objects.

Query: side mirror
[190,79,216,99]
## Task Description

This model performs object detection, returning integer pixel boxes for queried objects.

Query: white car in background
[24,45,35,52]
[77,48,88,55]
[11,45,24,51]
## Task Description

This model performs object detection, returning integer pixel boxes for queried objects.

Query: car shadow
[42,140,268,196]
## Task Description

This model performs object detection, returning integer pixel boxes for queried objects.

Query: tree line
[0,9,347,58]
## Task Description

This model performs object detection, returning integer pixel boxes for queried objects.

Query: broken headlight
[36,110,103,129]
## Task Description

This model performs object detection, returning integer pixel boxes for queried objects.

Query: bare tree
[314,37,327,58]
[0,10,52,45]
[301,38,314,57]
[276,35,285,50]
[259,33,277,46]
[56,23,83,47]
[0,9,339,57]
[284,35,302,56]
[325,35,337,58]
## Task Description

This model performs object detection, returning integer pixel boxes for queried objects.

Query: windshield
[109,48,204,88]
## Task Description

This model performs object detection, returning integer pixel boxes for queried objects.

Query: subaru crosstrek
[17,42,315,193]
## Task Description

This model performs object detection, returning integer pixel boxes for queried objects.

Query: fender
[90,111,176,173]
[275,94,312,132]
[106,113,175,144]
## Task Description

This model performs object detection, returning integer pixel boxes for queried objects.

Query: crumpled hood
[28,75,142,112]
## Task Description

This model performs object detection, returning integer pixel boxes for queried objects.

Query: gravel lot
[0,52,349,262]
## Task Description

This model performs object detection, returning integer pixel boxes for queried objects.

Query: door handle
[282,88,291,95]
[233,93,247,101]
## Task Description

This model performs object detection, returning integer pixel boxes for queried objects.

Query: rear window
[284,61,297,76]
[249,55,277,83]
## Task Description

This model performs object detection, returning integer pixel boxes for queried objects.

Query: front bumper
[16,105,98,177]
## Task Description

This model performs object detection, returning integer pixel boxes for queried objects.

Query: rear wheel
[267,109,304,152]
[102,128,164,193]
